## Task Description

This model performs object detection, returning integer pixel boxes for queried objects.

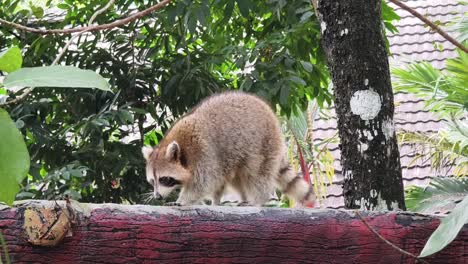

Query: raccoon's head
[142,141,190,200]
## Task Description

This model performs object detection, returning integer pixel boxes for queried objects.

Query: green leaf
[287,107,308,141]
[287,76,307,86]
[235,0,251,18]
[300,61,313,73]
[384,21,398,34]
[4,66,110,91]
[223,0,235,22]
[0,108,30,205]
[279,84,289,106]
[30,5,44,19]
[0,47,22,73]
[300,11,314,22]
[450,16,468,42]
[57,3,69,9]
[419,194,468,258]
[381,0,400,21]
[63,189,82,200]
[405,177,468,214]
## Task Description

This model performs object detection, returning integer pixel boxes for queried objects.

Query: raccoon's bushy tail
[276,156,315,206]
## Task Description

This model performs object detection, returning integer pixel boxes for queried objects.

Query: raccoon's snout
[154,192,163,200]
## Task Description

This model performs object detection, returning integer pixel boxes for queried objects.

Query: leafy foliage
[0,0,400,204]
[398,122,468,177]
[392,53,468,116]
[0,46,22,73]
[393,16,468,258]
[0,49,110,205]
[381,0,400,52]
[405,177,468,214]
[450,14,468,43]
[393,49,468,178]
[419,193,468,258]
[283,103,337,205]
[0,0,332,203]
[4,66,111,91]
[0,108,29,205]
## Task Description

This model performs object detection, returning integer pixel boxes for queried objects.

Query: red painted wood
[0,201,467,264]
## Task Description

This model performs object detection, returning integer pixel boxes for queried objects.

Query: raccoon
[142,91,315,206]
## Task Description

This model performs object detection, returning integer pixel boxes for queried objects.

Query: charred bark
[316,0,406,210]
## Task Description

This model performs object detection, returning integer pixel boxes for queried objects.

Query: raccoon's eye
[159,176,180,187]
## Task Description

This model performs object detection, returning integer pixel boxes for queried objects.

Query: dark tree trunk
[316,0,406,210]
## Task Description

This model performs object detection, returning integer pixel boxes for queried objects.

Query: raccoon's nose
[155,192,163,200]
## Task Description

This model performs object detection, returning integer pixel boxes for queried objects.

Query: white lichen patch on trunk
[357,198,368,210]
[358,192,401,211]
[321,21,327,34]
[364,130,374,140]
[350,89,381,120]
[344,170,353,180]
[390,201,401,211]
[359,142,368,154]
[382,118,395,141]
[364,79,369,86]
[340,28,349,36]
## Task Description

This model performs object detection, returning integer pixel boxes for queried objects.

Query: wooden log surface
[0,200,466,264]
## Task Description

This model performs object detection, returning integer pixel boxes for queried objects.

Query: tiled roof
[315,0,467,209]
[388,0,467,70]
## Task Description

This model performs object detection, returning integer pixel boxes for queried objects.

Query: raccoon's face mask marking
[153,174,182,199]
[159,176,181,187]
[145,163,183,199]
[142,142,189,200]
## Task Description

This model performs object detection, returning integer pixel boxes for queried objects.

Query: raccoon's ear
[141,146,154,160]
[166,141,180,161]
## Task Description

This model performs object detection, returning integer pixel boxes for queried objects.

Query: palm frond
[398,128,468,177]
[405,177,468,214]
[392,54,468,117]
[445,50,468,112]
[450,15,468,43]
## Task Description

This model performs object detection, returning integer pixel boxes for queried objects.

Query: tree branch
[388,0,468,53]
[0,0,170,107]
[52,0,116,65]
[0,0,171,35]
[1,88,33,106]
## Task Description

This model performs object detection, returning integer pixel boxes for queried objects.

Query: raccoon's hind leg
[229,175,249,205]
[238,156,280,206]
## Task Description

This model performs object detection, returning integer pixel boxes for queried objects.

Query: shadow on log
[0,200,466,263]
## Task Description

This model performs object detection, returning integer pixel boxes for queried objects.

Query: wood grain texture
[0,201,466,263]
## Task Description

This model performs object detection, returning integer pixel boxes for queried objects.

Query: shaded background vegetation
[0,0,398,204]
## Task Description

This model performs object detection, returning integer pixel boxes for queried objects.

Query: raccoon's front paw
[165,202,182,206]
[237,201,251,207]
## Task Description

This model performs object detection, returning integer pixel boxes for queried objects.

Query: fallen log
[0,200,466,263]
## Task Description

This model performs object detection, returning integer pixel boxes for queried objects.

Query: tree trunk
[1,201,467,263]
[316,0,406,210]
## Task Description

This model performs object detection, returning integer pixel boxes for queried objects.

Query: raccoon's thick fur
[142,91,315,206]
